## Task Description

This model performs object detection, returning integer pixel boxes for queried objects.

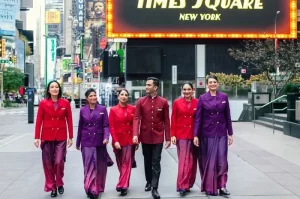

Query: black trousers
[142,143,163,189]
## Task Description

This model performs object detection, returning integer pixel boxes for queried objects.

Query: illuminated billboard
[107,0,297,39]
[46,11,61,24]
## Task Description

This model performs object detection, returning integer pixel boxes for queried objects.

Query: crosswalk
[0,110,28,116]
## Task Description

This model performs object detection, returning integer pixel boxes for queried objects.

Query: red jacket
[171,98,198,140]
[133,96,171,144]
[35,98,73,141]
[109,104,135,146]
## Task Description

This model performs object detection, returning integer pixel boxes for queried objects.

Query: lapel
[215,91,224,110]
[204,92,216,109]
[46,99,61,117]
[91,104,102,121]
[180,98,193,114]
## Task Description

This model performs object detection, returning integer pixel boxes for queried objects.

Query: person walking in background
[133,77,171,199]
[34,80,73,198]
[193,75,233,196]
[76,88,110,199]
[171,82,198,196]
[109,88,137,196]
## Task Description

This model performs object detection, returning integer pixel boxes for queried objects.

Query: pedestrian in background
[133,77,171,199]
[109,88,137,196]
[193,75,233,196]
[171,82,198,196]
[34,80,73,198]
[76,88,110,199]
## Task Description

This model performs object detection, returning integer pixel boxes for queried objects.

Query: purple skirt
[81,146,108,196]
[41,140,66,192]
[176,139,197,191]
[199,135,228,195]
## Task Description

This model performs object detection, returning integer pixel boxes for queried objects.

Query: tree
[228,39,300,98]
[19,34,32,56]
[2,67,24,98]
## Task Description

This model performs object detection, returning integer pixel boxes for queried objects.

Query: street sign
[0,60,8,63]
[172,65,177,84]
[241,68,247,74]
[196,77,206,88]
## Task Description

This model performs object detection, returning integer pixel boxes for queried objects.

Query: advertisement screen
[107,0,297,39]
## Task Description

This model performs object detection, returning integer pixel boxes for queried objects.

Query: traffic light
[0,38,5,57]
[12,55,17,64]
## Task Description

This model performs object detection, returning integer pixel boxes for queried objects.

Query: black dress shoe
[50,189,57,198]
[219,188,230,195]
[152,189,160,199]
[58,186,64,194]
[179,190,186,196]
[145,182,151,192]
[121,189,128,196]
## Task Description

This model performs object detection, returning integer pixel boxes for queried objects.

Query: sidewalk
[1,109,300,198]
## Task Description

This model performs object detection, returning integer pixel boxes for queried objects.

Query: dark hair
[117,88,129,96]
[46,80,62,99]
[147,77,159,87]
[85,88,96,98]
[206,75,218,83]
[182,82,194,89]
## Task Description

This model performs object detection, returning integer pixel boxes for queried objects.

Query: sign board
[45,37,57,85]
[107,0,297,39]
[196,77,206,88]
[241,68,247,74]
[45,11,61,24]
[172,65,177,84]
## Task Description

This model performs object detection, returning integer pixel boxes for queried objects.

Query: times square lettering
[137,0,263,10]
[137,0,263,21]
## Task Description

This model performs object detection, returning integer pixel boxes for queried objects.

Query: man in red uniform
[133,77,171,199]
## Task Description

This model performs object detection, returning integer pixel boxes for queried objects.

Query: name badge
[193,108,197,110]
[157,108,162,111]
[100,112,104,114]
[61,108,66,110]
[222,101,226,104]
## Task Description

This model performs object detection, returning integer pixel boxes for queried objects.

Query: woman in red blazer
[34,80,73,198]
[171,82,198,196]
[109,89,137,196]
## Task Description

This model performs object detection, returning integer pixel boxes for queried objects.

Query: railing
[253,95,287,134]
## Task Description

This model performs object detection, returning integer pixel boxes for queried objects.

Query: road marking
[0,134,19,142]
[0,133,30,148]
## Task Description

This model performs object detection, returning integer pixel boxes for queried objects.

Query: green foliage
[207,72,244,87]
[284,83,300,93]
[3,67,24,98]
[228,39,300,98]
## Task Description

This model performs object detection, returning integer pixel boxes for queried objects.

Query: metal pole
[275,11,280,75]
[0,71,3,106]
[253,107,256,128]
[70,20,76,109]
[272,103,275,134]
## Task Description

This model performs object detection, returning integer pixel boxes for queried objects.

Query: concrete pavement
[1,108,300,198]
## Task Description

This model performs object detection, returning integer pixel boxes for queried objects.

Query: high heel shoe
[50,189,57,198]
[58,186,64,194]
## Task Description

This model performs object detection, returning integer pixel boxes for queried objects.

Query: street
[1,107,300,199]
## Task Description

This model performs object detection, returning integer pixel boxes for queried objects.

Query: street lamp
[68,16,79,109]
[275,10,280,75]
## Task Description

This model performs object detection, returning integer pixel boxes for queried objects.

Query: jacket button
[52,128,54,130]
[94,133,96,135]
[217,121,219,124]
[57,128,59,129]
[189,125,191,127]
[57,118,59,120]
[184,116,186,117]
[190,116,192,117]
[88,133,90,135]
[52,118,54,120]
[217,112,219,114]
